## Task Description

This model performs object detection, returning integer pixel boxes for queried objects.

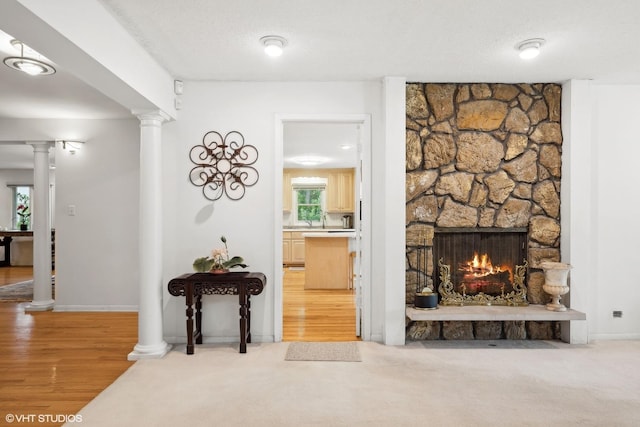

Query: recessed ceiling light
[340,144,353,150]
[260,35,287,57]
[517,38,545,60]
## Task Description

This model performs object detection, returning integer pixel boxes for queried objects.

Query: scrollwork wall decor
[188,131,259,201]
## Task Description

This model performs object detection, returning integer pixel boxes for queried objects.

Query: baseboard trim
[370,333,384,342]
[589,333,640,340]
[164,335,274,344]
[54,305,138,312]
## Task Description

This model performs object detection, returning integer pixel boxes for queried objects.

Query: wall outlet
[67,205,76,216]
[612,310,623,318]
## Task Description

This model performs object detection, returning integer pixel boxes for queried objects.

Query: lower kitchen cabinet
[283,231,305,265]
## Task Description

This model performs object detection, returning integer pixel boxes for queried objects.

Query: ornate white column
[25,141,54,312]
[128,110,172,360]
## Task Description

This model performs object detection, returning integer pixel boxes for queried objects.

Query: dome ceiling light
[517,38,545,60]
[260,35,287,57]
[3,39,56,76]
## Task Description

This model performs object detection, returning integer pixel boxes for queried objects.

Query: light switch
[67,205,76,216]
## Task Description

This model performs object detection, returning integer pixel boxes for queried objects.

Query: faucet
[305,219,313,228]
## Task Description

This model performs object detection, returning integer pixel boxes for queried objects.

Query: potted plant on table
[16,194,30,231]
[192,236,248,273]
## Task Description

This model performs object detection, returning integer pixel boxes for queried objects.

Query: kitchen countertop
[302,230,356,238]
[283,227,354,231]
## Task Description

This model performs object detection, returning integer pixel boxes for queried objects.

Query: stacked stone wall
[406,83,563,340]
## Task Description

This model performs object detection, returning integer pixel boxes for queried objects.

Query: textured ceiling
[98,0,640,83]
[2,0,640,167]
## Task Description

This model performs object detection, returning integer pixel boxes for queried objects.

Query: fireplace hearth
[434,228,528,306]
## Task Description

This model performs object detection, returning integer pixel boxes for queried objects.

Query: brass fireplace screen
[434,228,529,306]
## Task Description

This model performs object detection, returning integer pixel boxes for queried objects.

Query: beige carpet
[67,340,640,427]
[285,341,361,361]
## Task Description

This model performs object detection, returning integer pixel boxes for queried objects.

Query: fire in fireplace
[434,228,529,306]
[459,251,512,295]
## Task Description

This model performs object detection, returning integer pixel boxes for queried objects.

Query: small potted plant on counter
[192,235,248,273]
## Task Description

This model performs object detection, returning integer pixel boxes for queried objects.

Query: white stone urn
[541,262,572,312]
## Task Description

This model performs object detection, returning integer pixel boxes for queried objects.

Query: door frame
[273,113,372,342]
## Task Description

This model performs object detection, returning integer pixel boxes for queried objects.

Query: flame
[459,252,511,279]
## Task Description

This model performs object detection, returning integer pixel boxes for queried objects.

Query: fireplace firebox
[434,228,529,306]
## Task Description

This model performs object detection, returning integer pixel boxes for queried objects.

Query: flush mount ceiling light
[292,156,327,166]
[260,35,287,57]
[3,39,56,76]
[517,38,545,60]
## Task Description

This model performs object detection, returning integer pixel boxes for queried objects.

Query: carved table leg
[195,295,203,345]
[239,289,248,353]
[0,236,12,267]
[185,287,194,355]
[246,295,252,344]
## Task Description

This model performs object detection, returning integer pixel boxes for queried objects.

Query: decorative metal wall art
[189,131,259,201]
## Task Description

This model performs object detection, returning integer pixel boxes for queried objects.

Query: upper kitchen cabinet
[283,170,292,212]
[283,168,355,214]
[326,169,354,213]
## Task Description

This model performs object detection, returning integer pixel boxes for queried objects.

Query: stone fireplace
[405,82,563,340]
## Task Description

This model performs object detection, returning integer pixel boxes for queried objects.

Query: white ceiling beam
[1,0,176,119]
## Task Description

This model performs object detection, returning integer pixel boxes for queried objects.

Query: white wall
[589,84,640,339]
[54,119,140,310]
[561,80,592,344]
[161,81,385,343]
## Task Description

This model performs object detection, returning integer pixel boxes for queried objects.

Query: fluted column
[25,141,54,312]
[128,110,172,360]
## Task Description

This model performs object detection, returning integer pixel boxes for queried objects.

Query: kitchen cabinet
[282,171,292,212]
[291,238,306,264]
[304,235,349,289]
[326,169,354,213]
[282,235,291,264]
[283,231,305,265]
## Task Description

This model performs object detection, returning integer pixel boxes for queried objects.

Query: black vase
[20,224,27,231]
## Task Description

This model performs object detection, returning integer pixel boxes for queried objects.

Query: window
[296,188,323,224]
[292,177,327,226]
[13,186,32,229]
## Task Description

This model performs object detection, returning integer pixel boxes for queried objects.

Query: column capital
[132,109,172,127]
[26,141,54,152]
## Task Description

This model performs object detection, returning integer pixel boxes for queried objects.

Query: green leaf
[223,256,248,269]
[193,256,215,272]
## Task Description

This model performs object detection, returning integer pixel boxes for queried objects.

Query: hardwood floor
[0,301,137,427]
[282,268,359,342]
[0,266,34,287]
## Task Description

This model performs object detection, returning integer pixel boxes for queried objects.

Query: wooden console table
[0,230,33,267]
[168,272,266,355]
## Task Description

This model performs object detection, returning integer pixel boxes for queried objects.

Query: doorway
[274,114,371,342]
